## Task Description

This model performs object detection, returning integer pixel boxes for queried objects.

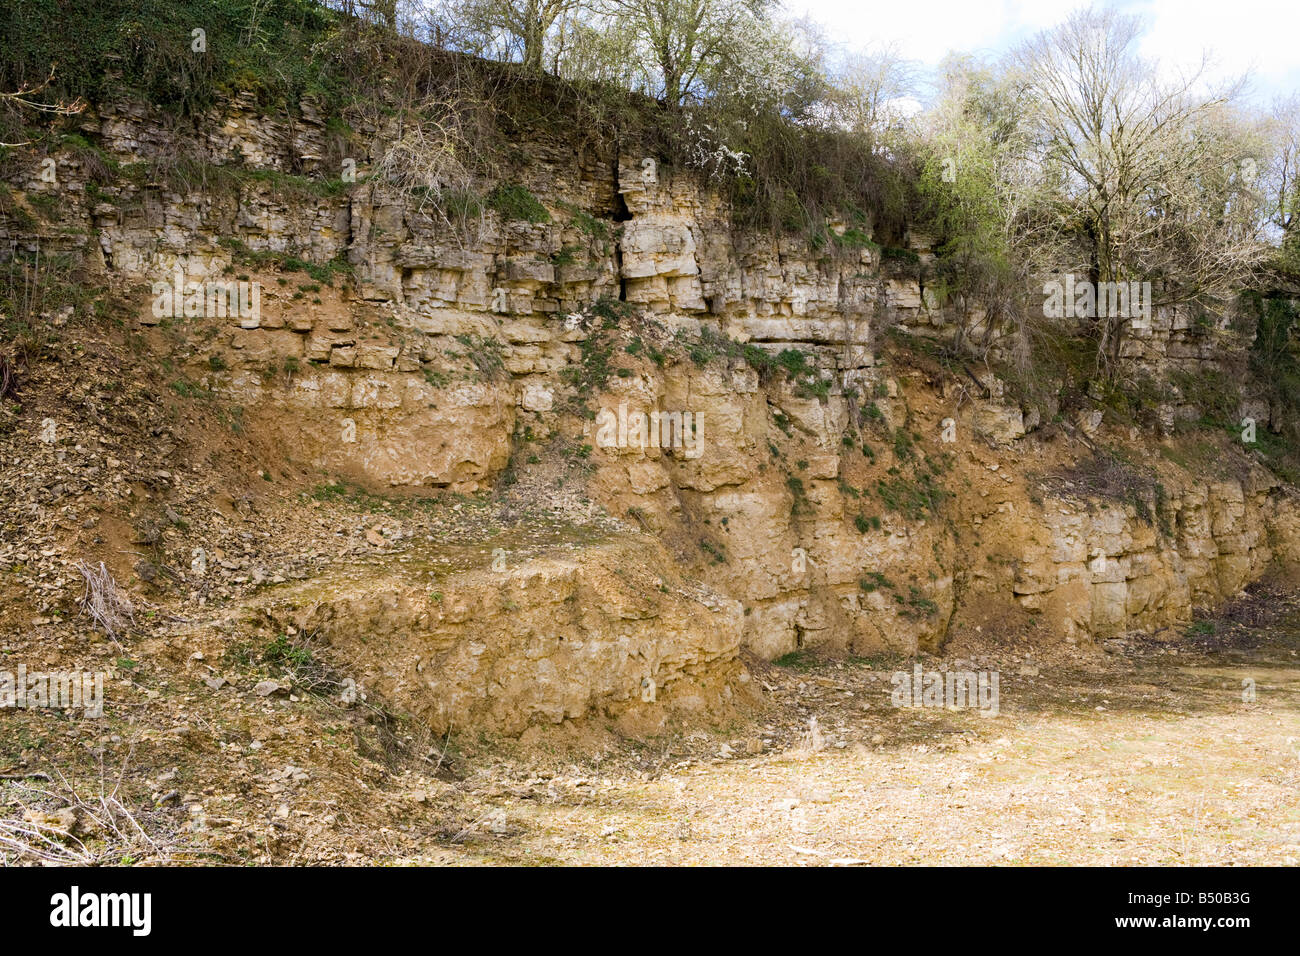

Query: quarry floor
[350,584,1298,867]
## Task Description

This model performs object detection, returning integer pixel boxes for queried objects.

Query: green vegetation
[874,472,947,521]
[422,367,451,388]
[453,333,506,379]
[486,184,550,224]
[560,202,611,246]
[891,427,916,462]
[217,238,351,285]
[896,586,939,619]
[169,378,208,399]
[262,633,313,670]
[699,540,727,565]
[859,572,892,593]
[772,650,818,671]
[786,475,809,516]
[3,0,342,118]
[550,244,583,266]
[675,330,831,403]
[304,479,455,517]
[853,513,881,533]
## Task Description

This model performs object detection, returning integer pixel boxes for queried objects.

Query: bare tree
[1263,95,1300,248]
[606,0,774,106]
[918,55,1050,359]
[1010,5,1269,367]
[828,43,919,148]
[451,0,587,72]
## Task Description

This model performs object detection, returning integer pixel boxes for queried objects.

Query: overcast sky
[784,0,1300,106]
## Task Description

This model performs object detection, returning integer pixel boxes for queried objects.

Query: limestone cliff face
[4,91,1299,677]
[576,352,1297,657]
[969,472,1300,643]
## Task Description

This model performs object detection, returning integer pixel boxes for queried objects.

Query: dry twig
[74,560,134,645]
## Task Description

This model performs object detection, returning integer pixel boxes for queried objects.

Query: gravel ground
[402,599,1300,865]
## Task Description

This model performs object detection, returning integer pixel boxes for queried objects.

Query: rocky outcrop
[270,536,753,735]
[970,474,1300,643]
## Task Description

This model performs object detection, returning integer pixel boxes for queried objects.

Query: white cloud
[1136,0,1300,103]
[786,0,1076,65]
[783,0,1300,103]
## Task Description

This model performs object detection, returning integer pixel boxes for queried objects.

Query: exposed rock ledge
[266,535,755,735]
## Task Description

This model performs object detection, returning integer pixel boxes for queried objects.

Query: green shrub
[487,183,550,224]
